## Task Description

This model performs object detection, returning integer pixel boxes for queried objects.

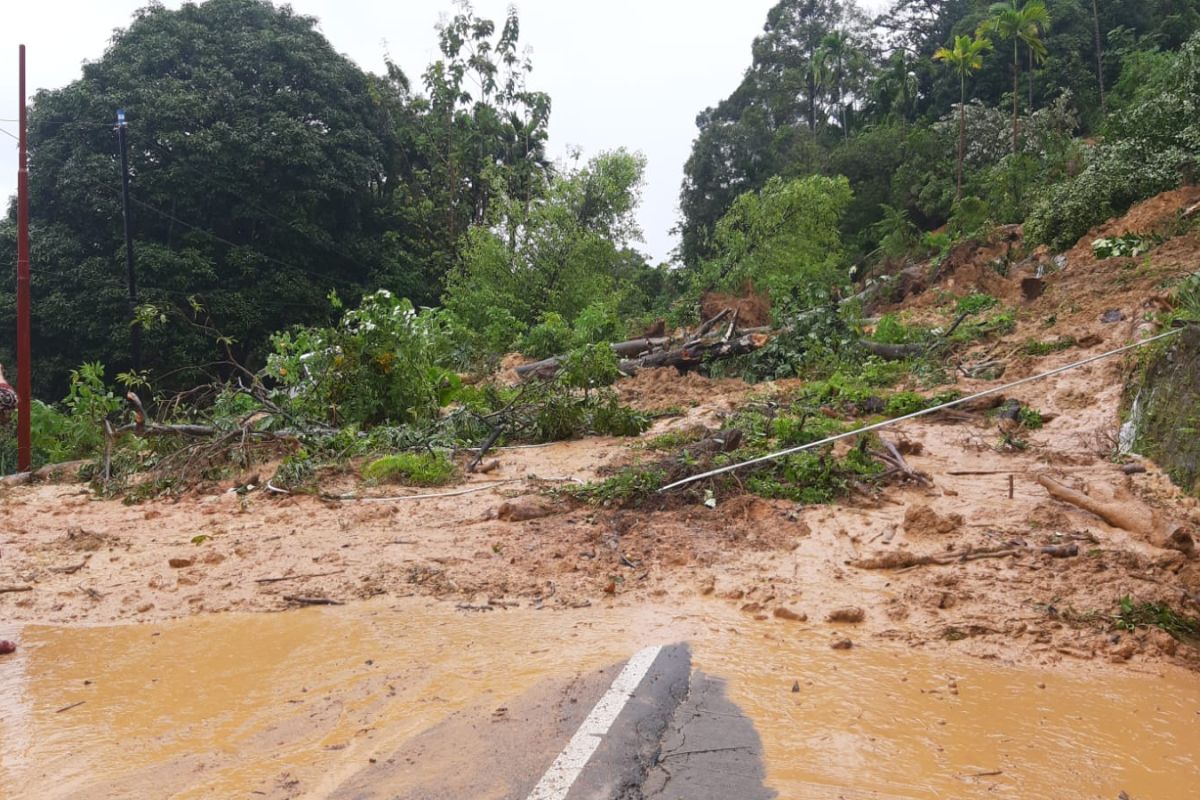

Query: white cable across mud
[659,328,1184,493]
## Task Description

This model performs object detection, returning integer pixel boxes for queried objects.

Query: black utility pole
[116,108,141,371]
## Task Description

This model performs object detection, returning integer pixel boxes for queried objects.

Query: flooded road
[1,598,1196,799]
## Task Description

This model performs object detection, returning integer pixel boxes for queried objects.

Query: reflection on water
[0,600,1195,799]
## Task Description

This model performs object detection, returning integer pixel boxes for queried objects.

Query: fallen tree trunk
[515,337,674,379]
[618,333,769,375]
[1036,474,1194,555]
[860,340,926,360]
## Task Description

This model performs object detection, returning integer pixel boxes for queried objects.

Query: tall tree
[980,0,1051,154]
[935,34,992,200]
[1091,0,1106,111]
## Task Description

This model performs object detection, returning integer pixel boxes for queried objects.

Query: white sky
[2,0,889,265]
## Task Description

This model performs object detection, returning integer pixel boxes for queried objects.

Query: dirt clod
[168,558,194,569]
[496,499,557,523]
[827,607,865,624]
[773,607,807,622]
[903,504,964,536]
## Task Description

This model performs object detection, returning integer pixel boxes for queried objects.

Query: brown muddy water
[1,599,1196,799]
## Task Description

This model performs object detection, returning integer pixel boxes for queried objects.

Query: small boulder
[826,606,865,624]
[168,557,194,569]
[773,607,808,622]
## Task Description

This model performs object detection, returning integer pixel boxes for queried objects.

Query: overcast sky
[2,0,889,264]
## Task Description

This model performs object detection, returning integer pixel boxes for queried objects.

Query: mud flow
[1,599,1195,799]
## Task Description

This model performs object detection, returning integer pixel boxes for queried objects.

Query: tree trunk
[1092,0,1106,113]
[1012,41,1020,155]
[957,73,966,202]
[1028,46,1034,111]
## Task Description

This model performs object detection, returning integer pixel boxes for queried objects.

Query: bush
[267,291,461,427]
[522,313,573,360]
[362,452,458,486]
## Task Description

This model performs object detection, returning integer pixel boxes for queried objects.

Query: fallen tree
[514,309,767,380]
[1037,474,1194,555]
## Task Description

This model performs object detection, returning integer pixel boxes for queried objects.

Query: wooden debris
[282,596,343,606]
[255,570,345,585]
[1036,474,1194,555]
[0,585,32,594]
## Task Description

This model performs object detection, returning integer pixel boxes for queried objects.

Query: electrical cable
[658,327,1186,493]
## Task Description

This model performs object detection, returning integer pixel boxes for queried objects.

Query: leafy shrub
[558,344,622,392]
[268,291,461,427]
[362,452,458,486]
[1092,234,1158,260]
[522,313,573,359]
[956,293,998,315]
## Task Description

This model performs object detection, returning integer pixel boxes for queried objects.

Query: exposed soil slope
[3,189,1200,674]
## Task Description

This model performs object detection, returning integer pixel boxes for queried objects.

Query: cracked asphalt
[330,643,774,800]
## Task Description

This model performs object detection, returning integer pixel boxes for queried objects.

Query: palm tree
[935,34,993,201]
[817,31,853,139]
[980,0,1050,154]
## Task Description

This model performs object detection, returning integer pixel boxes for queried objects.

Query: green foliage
[267,291,459,427]
[522,313,574,360]
[362,452,458,486]
[746,448,882,505]
[569,464,668,508]
[1115,596,1198,639]
[956,293,1000,314]
[873,204,920,260]
[644,430,706,451]
[558,345,622,392]
[443,150,652,358]
[873,314,931,344]
[271,450,318,493]
[1092,234,1158,260]
[1018,406,1045,429]
[697,175,853,311]
[1022,336,1076,355]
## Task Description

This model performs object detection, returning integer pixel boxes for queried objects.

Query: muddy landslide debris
[903,504,964,536]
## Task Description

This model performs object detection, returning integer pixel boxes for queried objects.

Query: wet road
[2,598,1197,799]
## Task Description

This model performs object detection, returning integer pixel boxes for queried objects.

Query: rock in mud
[168,557,195,569]
[0,640,16,655]
[826,606,865,624]
[903,504,964,536]
[495,498,557,522]
[830,639,854,650]
[773,607,807,622]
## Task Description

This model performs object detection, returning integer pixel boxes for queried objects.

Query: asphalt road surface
[331,643,775,800]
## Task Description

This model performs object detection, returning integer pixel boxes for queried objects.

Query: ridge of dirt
[4,188,1200,675]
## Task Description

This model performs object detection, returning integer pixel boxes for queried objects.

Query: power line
[659,327,1186,493]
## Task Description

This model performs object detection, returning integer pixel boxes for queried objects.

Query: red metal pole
[16,45,31,471]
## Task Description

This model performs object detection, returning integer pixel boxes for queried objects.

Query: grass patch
[1022,337,1076,356]
[362,452,458,486]
[568,464,668,508]
[643,429,706,451]
[1115,596,1199,640]
[956,293,999,315]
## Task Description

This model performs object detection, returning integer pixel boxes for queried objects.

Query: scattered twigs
[691,308,733,341]
[0,585,32,594]
[55,701,86,714]
[282,596,343,606]
[467,424,506,473]
[874,439,932,486]
[851,545,1021,570]
[255,570,344,585]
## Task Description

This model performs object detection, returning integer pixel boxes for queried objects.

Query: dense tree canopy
[0,0,563,396]
[678,0,1200,265]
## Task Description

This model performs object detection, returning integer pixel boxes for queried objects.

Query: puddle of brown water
[1,601,1196,799]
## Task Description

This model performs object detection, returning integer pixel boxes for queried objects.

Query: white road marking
[526,645,664,800]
